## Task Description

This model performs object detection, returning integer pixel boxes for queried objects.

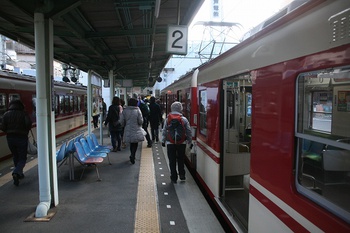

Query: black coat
[104,104,123,131]
[149,102,162,126]
[2,101,32,137]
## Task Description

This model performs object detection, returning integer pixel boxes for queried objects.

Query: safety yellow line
[134,144,160,233]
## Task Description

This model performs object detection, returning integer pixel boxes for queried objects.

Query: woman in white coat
[119,98,145,164]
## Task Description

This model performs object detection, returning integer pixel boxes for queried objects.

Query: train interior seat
[302,140,324,171]
[224,152,250,190]
[302,138,350,186]
[323,149,350,171]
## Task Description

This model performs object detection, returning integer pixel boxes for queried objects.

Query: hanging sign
[166,25,188,55]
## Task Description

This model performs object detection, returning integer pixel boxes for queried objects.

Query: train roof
[0,69,87,91]
[161,0,345,93]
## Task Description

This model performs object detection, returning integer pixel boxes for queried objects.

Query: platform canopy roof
[0,0,203,87]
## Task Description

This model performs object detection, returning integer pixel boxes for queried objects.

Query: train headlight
[71,76,78,83]
[62,76,70,82]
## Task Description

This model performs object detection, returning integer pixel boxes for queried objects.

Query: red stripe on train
[250,184,309,233]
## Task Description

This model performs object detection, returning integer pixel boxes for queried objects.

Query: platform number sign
[166,25,188,55]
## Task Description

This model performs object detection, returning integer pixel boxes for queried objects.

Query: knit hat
[171,101,182,112]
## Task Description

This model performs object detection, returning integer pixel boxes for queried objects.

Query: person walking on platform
[149,96,162,143]
[92,101,100,128]
[1,99,32,186]
[138,95,152,147]
[119,98,145,164]
[120,99,127,149]
[101,98,107,122]
[162,101,192,183]
[104,96,123,152]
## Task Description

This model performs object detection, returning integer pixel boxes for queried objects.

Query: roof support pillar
[34,12,57,218]
[109,70,114,104]
[87,70,92,134]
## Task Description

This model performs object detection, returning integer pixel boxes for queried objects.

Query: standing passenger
[120,99,127,149]
[101,98,107,122]
[162,101,192,183]
[149,96,162,143]
[138,96,152,147]
[119,98,145,164]
[104,96,123,152]
[92,101,99,128]
[1,99,32,186]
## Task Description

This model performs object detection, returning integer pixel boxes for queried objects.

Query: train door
[221,75,251,230]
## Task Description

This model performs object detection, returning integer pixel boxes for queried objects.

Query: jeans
[130,142,138,160]
[92,115,99,128]
[142,117,152,145]
[150,121,159,142]
[110,130,122,150]
[7,136,28,176]
[166,143,186,182]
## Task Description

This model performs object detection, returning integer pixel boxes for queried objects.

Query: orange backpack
[166,114,186,144]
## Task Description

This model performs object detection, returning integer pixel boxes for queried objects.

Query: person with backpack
[104,96,123,152]
[138,95,152,147]
[161,101,192,183]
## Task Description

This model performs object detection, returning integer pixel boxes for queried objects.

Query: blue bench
[74,141,104,181]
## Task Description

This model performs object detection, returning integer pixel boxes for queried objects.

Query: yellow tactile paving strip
[134,145,160,233]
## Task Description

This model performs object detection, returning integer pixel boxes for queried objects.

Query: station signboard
[166,25,188,55]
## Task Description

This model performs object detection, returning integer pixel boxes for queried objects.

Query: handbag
[27,130,37,155]
[112,107,121,127]
[141,127,147,136]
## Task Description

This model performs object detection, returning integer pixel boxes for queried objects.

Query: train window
[32,95,36,118]
[0,93,6,116]
[69,96,73,113]
[54,95,59,116]
[177,90,182,102]
[59,95,64,114]
[65,96,70,113]
[9,94,20,102]
[199,90,207,135]
[185,92,191,123]
[73,96,78,112]
[295,67,350,223]
[77,96,81,112]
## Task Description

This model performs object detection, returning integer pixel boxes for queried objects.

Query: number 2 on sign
[167,25,187,55]
[172,30,183,49]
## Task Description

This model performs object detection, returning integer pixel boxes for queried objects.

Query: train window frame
[69,96,73,113]
[32,95,36,119]
[199,89,207,136]
[54,95,59,116]
[59,95,65,114]
[0,93,6,118]
[73,96,78,112]
[65,96,70,114]
[295,67,350,224]
[77,96,81,112]
[9,93,20,102]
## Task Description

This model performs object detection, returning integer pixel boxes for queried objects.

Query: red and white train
[161,0,350,232]
[0,70,87,162]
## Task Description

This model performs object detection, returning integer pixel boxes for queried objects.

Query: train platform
[0,127,225,233]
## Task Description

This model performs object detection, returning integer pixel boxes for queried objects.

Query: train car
[0,70,87,161]
[161,0,350,232]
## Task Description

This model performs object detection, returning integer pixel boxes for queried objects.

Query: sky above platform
[189,0,293,41]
